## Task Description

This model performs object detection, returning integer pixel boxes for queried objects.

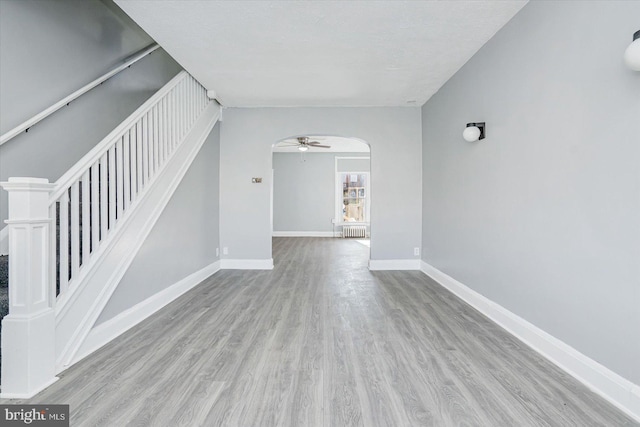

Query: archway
[270,135,371,265]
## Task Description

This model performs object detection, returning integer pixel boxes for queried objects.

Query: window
[339,172,369,222]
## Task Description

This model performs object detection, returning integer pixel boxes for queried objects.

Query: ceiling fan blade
[310,144,331,148]
[308,141,326,145]
[278,143,301,147]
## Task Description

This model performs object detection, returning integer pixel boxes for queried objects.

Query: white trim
[0,377,59,399]
[54,103,221,371]
[0,44,160,146]
[334,160,371,226]
[50,71,188,202]
[420,261,640,422]
[272,231,336,237]
[368,259,421,270]
[332,221,370,227]
[220,259,274,270]
[72,261,220,366]
[0,225,7,255]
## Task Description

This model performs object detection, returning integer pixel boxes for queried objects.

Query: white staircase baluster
[90,162,99,253]
[155,104,161,173]
[136,123,143,196]
[59,189,69,293]
[142,113,149,185]
[115,138,124,221]
[81,170,90,266]
[108,147,116,229]
[179,82,185,138]
[129,128,138,203]
[70,182,80,279]
[163,97,169,163]
[123,132,131,212]
[172,92,176,145]
[99,153,108,240]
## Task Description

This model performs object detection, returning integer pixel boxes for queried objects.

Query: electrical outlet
[414,247,420,256]
[216,248,219,257]
[223,247,229,255]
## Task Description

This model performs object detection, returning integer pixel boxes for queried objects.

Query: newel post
[0,177,58,398]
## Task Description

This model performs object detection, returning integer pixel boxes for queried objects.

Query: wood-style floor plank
[2,237,637,426]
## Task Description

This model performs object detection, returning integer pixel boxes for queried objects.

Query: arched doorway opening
[270,135,371,266]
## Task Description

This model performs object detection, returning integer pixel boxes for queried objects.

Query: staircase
[0,71,220,398]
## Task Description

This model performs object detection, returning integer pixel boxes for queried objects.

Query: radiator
[342,225,367,238]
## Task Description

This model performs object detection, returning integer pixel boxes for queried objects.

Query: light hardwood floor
[3,237,637,426]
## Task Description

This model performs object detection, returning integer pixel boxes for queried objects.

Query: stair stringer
[54,103,221,373]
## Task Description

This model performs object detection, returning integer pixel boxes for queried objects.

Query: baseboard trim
[73,261,221,366]
[368,259,421,270]
[420,261,640,422]
[0,376,59,399]
[0,225,7,255]
[272,231,336,237]
[220,258,274,270]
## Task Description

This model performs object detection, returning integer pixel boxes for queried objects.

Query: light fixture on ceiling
[298,145,309,152]
[463,122,485,142]
[624,30,640,71]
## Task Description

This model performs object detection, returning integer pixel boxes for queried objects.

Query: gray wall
[220,107,422,261]
[97,123,221,324]
[0,0,182,225]
[273,152,369,233]
[422,1,640,384]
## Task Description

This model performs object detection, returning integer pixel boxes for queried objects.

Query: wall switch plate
[414,247,420,256]
[216,248,219,257]
[223,247,229,255]
[252,177,262,183]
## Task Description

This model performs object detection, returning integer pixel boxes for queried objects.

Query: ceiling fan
[279,136,331,151]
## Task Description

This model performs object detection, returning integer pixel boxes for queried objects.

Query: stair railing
[49,71,209,309]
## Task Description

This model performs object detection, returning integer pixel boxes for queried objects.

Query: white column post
[0,177,58,398]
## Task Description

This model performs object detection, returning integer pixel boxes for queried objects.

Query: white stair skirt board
[420,261,640,422]
[220,259,274,270]
[73,261,221,366]
[368,259,421,270]
[0,377,60,400]
[54,103,221,373]
[272,231,336,237]
[0,225,7,255]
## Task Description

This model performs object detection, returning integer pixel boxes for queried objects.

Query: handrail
[0,43,160,146]
[47,70,210,299]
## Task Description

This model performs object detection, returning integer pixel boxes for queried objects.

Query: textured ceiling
[115,1,527,107]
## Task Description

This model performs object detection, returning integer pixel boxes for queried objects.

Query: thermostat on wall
[252,177,262,183]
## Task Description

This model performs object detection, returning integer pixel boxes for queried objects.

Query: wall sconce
[624,30,640,71]
[463,122,485,142]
